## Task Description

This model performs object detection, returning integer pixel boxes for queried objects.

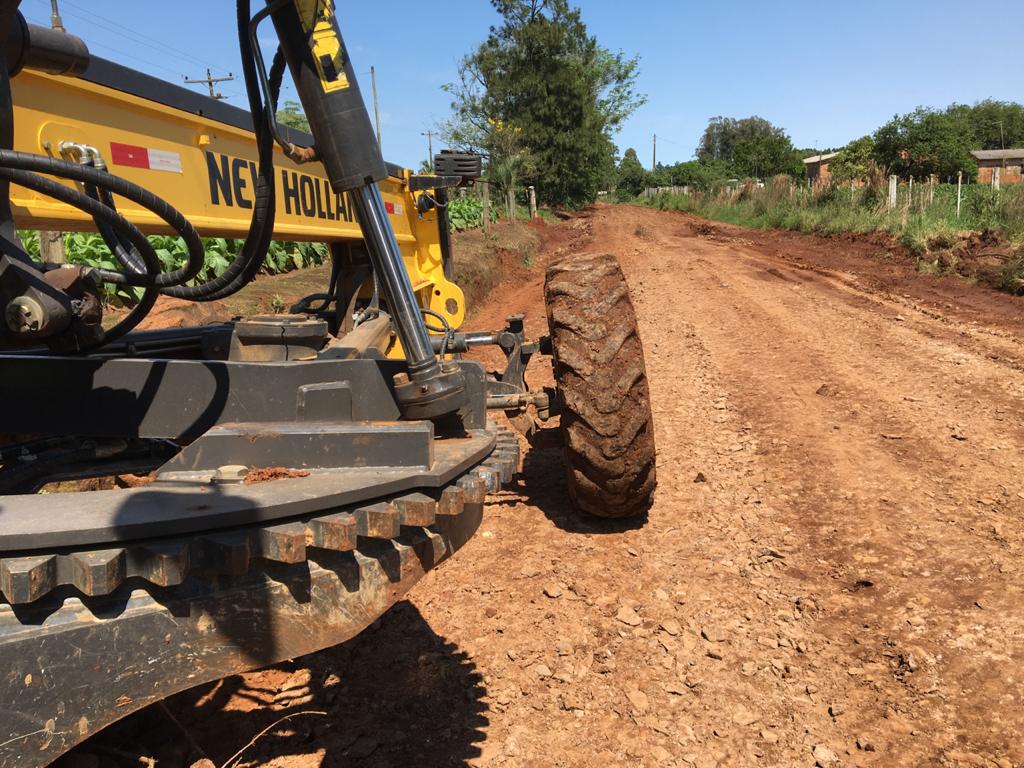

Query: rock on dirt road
[68,205,1024,767]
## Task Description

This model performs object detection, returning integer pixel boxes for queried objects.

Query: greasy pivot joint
[393,360,466,421]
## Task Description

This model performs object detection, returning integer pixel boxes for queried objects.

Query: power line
[81,39,191,81]
[55,0,213,69]
[24,0,216,72]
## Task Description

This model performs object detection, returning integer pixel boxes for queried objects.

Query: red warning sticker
[110,142,183,173]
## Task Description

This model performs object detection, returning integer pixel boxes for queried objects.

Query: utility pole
[184,69,234,100]
[370,66,382,150]
[421,130,435,170]
[49,0,64,31]
[652,133,657,172]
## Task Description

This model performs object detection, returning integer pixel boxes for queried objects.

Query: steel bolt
[5,297,45,334]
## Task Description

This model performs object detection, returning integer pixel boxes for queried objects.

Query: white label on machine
[147,149,183,174]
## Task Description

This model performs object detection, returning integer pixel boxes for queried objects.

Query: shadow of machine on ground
[56,601,489,768]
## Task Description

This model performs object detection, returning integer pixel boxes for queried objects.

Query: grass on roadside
[642,179,1024,292]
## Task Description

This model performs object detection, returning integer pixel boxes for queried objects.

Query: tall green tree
[873,107,976,180]
[830,135,876,182]
[616,148,648,197]
[871,101,1024,181]
[442,0,645,207]
[957,100,1024,150]
[696,116,799,178]
[275,100,310,133]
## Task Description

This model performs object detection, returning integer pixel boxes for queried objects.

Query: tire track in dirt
[607,205,1024,765]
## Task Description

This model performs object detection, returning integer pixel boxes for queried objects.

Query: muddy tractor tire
[544,253,656,518]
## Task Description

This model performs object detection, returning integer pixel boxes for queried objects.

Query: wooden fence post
[888,175,897,210]
[38,231,65,264]
[528,186,537,219]
[481,181,490,234]
[956,171,962,219]
[993,167,1001,191]
[506,188,515,220]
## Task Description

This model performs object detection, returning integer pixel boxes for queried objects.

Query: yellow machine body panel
[8,68,465,330]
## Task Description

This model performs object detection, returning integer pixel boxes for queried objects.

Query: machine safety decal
[110,142,183,174]
[294,0,350,93]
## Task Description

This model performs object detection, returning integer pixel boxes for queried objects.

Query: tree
[960,100,1024,150]
[696,116,799,178]
[275,100,310,133]
[873,107,976,180]
[442,0,645,207]
[829,135,876,182]
[664,159,737,189]
[615,148,647,197]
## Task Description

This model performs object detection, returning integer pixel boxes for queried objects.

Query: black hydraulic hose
[0,149,204,285]
[90,183,148,275]
[0,167,161,286]
[86,154,149,275]
[165,0,280,301]
[0,1,287,333]
[0,166,161,348]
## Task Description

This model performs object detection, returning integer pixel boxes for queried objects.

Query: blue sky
[19,0,1024,169]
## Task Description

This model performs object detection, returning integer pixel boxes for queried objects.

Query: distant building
[971,149,1024,185]
[803,152,839,185]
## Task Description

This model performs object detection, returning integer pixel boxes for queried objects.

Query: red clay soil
[243,467,312,485]
[61,205,1024,768]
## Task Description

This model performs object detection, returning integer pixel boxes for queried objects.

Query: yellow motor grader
[0,2,656,764]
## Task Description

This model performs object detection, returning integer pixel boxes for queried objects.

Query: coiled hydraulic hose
[0,155,194,287]
[0,159,169,347]
[0,0,291,348]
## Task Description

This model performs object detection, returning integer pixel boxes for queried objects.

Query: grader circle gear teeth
[544,253,657,518]
[258,522,308,564]
[436,484,467,517]
[394,492,438,527]
[0,425,518,607]
[483,454,516,484]
[197,531,254,577]
[472,465,501,494]
[307,512,358,552]
[70,549,126,597]
[0,555,58,605]
[456,474,487,505]
[132,541,191,587]
[353,501,401,539]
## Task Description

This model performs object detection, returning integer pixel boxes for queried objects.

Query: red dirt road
[70,205,1024,767]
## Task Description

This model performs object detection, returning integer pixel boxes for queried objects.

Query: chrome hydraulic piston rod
[269,0,465,419]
